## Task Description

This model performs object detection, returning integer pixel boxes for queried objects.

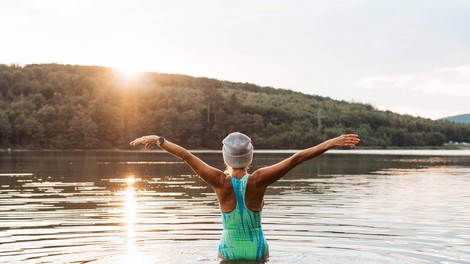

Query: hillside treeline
[1,63,469,149]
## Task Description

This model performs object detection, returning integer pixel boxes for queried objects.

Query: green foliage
[0,63,469,149]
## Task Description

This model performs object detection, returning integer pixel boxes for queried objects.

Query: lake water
[0,150,469,264]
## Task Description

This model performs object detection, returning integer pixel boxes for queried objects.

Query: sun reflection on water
[125,186,136,234]
[124,175,140,262]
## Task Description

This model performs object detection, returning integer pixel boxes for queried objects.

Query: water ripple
[0,151,469,263]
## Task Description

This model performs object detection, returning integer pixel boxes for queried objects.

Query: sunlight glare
[100,41,149,80]
[125,187,136,228]
[123,175,146,263]
[124,175,137,234]
[115,65,142,79]
[126,177,136,185]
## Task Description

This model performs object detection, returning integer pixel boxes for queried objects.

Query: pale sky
[1,0,470,119]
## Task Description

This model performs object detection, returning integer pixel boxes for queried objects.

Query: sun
[114,64,142,79]
[98,41,157,80]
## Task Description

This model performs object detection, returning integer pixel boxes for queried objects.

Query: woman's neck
[227,168,247,179]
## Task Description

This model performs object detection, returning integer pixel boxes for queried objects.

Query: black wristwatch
[157,136,165,147]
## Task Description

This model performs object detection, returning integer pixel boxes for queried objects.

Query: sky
[1,0,470,120]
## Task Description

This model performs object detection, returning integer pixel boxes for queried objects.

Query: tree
[0,110,11,146]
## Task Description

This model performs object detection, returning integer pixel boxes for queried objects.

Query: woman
[130,132,360,261]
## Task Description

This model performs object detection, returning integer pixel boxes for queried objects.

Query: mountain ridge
[442,113,470,124]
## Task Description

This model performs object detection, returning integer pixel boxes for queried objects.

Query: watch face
[158,137,165,145]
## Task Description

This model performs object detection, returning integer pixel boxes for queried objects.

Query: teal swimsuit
[218,173,269,260]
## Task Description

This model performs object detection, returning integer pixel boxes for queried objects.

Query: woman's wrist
[157,136,165,147]
[325,138,338,149]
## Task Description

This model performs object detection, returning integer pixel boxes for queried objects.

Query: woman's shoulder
[247,170,264,186]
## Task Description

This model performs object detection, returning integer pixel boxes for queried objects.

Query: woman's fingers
[344,134,360,147]
[130,137,145,146]
[129,139,138,146]
[130,135,158,147]
[336,134,360,148]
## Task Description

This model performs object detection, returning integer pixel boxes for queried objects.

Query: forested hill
[1,63,469,149]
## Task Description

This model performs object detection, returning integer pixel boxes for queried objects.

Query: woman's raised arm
[252,134,360,187]
[130,135,225,189]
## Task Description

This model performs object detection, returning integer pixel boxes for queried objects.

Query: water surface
[0,150,469,263]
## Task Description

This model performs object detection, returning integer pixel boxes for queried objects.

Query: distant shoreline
[2,147,470,156]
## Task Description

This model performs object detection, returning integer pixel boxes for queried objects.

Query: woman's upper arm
[253,138,341,187]
[159,140,225,189]
[253,156,299,187]
[183,153,225,189]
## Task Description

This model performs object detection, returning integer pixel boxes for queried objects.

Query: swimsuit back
[218,173,268,260]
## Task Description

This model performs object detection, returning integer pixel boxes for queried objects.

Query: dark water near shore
[0,150,469,263]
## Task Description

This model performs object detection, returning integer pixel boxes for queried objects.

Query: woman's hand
[130,135,159,149]
[332,134,360,148]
